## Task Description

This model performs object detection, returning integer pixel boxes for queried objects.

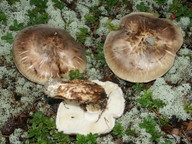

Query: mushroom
[13,24,86,85]
[46,80,125,135]
[104,12,183,83]
[45,79,108,110]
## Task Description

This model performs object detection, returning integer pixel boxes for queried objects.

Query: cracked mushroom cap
[13,24,86,85]
[104,12,183,83]
[56,80,125,135]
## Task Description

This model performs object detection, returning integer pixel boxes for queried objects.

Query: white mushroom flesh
[53,80,125,135]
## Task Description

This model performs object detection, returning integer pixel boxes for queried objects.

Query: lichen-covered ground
[0,0,191,144]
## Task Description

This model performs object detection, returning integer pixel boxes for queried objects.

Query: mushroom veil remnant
[104,12,183,83]
[13,24,86,85]
[45,80,125,135]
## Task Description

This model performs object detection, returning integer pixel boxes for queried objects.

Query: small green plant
[81,4,101,28]
[169,0,192,21]
[6,0,20,5]
[104,19,119,32]
[139,115,172,144]
[95,42,105,66]
[157,115,169,127]
[132,83,145,94]
[69,69,84,80]
[139,116,162,142]
[9,19,25,31]
[184,101,192,114]
[27,0,49,26]
[136,2,151,12]
[112,122,125,137]
[1,32,13,44]
[182,53,192,58]
[75,133,98,144]
[25,111,70,144]
[51,0,65,10]
[100,0,128,12]
[30,0,48,11]
[154,0,167,6]
[76,27,90,44]
[0,12,7,24]
[136,89,165,111]
[84,14,98,25]
[100,0,119,10]
[126,128,137,137]
[139,116,172,143]
[27,8,49,26]
[88,5,102,17]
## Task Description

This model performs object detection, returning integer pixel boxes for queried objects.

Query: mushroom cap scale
[104,12,183,83]
[56,80,125,135]
[13,24,86,85]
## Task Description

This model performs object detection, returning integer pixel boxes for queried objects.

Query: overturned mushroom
[104,12,183,83]
[45,79,108,111]
[45,80,125,135]
[13,24,86,85]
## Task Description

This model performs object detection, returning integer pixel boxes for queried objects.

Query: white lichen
[0,131,7,144]
[96,17,110,36]
[96,17,120,36]
[164,47,192,84]
[0,67,43,129]
[76,3,90,17]
[117,107,176,144]
[9,128,28,144]
[131,0,159,12]
[46,1,66,28]
[150,78,191,120]
[85,49,103,80]
[177,17,191,30]
[97,135,115,144]
[0,89,14,128]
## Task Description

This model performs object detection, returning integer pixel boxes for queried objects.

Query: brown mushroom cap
[13,24,86,85]
[104,12,183,83]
